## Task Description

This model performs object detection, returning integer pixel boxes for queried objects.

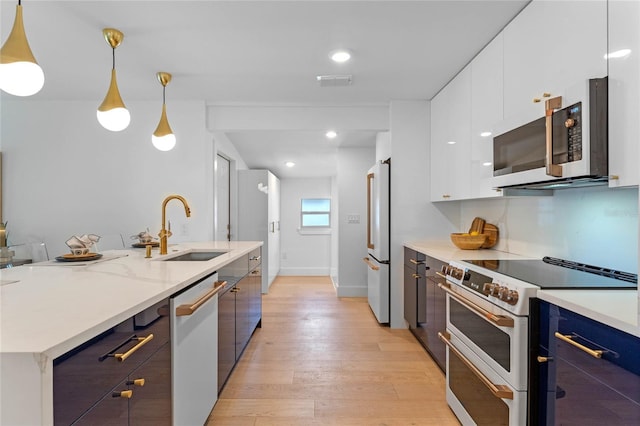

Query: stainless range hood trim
[497,175,609,196]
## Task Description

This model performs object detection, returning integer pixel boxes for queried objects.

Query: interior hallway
[207,276,460,425]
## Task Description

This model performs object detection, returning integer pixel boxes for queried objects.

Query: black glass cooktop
[463,257,637,289]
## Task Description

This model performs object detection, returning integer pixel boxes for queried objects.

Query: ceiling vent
[316,74,353,87]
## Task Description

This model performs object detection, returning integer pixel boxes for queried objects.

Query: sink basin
[161,251,227,261]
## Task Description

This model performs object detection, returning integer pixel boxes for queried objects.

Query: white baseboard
[335,284,367,297]
[278,267,331,276]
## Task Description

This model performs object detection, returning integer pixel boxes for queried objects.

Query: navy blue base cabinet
[530,299,640,426]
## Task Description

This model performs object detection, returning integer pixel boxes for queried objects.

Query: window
[301,198,331,228]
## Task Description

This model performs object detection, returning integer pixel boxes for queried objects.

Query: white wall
[335,147,375,296]
[389,100,460,328]
[279,178,332,275]
[1,99,213,256]
[460,187,639,273]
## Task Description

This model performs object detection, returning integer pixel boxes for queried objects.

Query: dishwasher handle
[175,281,226,316]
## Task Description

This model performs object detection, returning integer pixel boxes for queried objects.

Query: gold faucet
[159,195,191,255]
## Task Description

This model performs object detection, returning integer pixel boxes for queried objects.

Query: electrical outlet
[347,215,360,224]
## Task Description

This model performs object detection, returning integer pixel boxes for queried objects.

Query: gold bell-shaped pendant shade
[0,4,45,96]
[97,68,130,132]
[152,104,176,151]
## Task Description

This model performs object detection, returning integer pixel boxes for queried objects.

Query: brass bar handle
[435,271,447,279]
[176,282,224,316]
[545,96,563,177]
[250,255,261,261]
[438,282,514,327]
[112,390,133,399]
[537,356,553,363]
[115,334,154,362]
[412,273,422,279]
[409,258,425,265]
[362,257,380,271]
[438,332,514,400]
[366,172,374,249]
[554,332,604,359]
[127,378,145,387]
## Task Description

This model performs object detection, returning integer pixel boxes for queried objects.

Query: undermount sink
[161,251,227,262]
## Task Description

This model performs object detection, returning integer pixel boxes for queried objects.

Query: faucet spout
[159,195,191,255]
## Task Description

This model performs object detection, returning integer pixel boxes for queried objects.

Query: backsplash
[460,186,638,273]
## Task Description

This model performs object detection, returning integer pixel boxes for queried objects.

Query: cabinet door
[128,343,171,426]
[503,0,607,125]
[217,288,236,393]
[403,263,418,328]
[235,278,251,360]
[72,379,129,426]
[471,33,504,199]
[430,66,472,201]
[248,266,262,332]
[608,0,640,187]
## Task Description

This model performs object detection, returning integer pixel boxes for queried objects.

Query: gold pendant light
[97,28,130,132]
[0,0,45,96]
[152,72,176,151]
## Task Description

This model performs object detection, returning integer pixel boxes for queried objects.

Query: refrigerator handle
[367,172,374,249]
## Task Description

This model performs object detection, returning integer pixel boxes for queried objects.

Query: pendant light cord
[163,86,166,105]
[111,48,115,70]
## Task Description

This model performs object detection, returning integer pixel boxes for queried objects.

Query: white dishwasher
[171,272,220,426]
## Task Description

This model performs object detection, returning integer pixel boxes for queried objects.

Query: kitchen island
[0,240,262,426]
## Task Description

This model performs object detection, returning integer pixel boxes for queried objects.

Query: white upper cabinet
[502,0,607,127]
[430,65,472,202]
[608,0,640,188]
[470,34,504,199]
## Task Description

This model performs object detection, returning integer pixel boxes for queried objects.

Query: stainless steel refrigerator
[364,159,390,323]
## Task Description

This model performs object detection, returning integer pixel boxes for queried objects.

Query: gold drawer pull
[412,273,422,279]
[176,281,225,316]
[439,332,513,400]
[115,334,154,362]
[112,390,133,399]
[409,258,424,265]
[127,378,145,387]
[554,332,604,359]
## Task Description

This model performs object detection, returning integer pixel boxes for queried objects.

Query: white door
[216,154,231,241]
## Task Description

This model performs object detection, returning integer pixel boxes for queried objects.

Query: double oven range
[439,256,636,425]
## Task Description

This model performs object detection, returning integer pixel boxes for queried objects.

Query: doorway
[216,154,231,241]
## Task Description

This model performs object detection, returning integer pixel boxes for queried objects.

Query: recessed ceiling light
[285,161,295,168]
[330,49,352,63]
[480,131,492,137]
[447,141,456,145]
[604,49,631,59]
[326,130,337,139]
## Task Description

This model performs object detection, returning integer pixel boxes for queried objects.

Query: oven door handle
[438,282,514,328]
[438,331,514,400]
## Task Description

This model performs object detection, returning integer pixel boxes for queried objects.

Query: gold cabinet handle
[435,271,447,279]
[115,334,154,362]
[127,378,145,387]
[545,96,563,177]
[554,332,604,359]
[176,282,224,316]
[438,282,514,327]
[112,390,133,399]
[412,273,422,279]
[409,258,424,265]
[438,331,513,400]
[537,356,553,363]
[362,257,380,271]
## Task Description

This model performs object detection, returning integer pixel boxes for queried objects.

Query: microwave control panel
[556,102,582,163]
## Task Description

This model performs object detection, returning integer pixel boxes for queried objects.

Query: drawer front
[249,247,262,271]
[425,256,445,280]
[54,308,170,425]
[404,247,426,271]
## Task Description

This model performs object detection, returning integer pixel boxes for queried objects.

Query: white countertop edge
[1,241,263,359]
[537,289,639,338]
[404,239,534,262]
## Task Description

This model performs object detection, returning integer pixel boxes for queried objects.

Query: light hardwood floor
[207,276,460,426]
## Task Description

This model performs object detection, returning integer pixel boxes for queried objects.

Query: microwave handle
[545,96,563,177]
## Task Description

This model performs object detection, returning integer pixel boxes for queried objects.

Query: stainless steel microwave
[492,77,608,190]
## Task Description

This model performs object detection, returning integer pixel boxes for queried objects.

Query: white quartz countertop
[404,239,639,337]
[404,239,535,262]
[0,241,262,359]
[537,289,639,337]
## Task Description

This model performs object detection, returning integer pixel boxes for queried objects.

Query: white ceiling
[1,0,530,177]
